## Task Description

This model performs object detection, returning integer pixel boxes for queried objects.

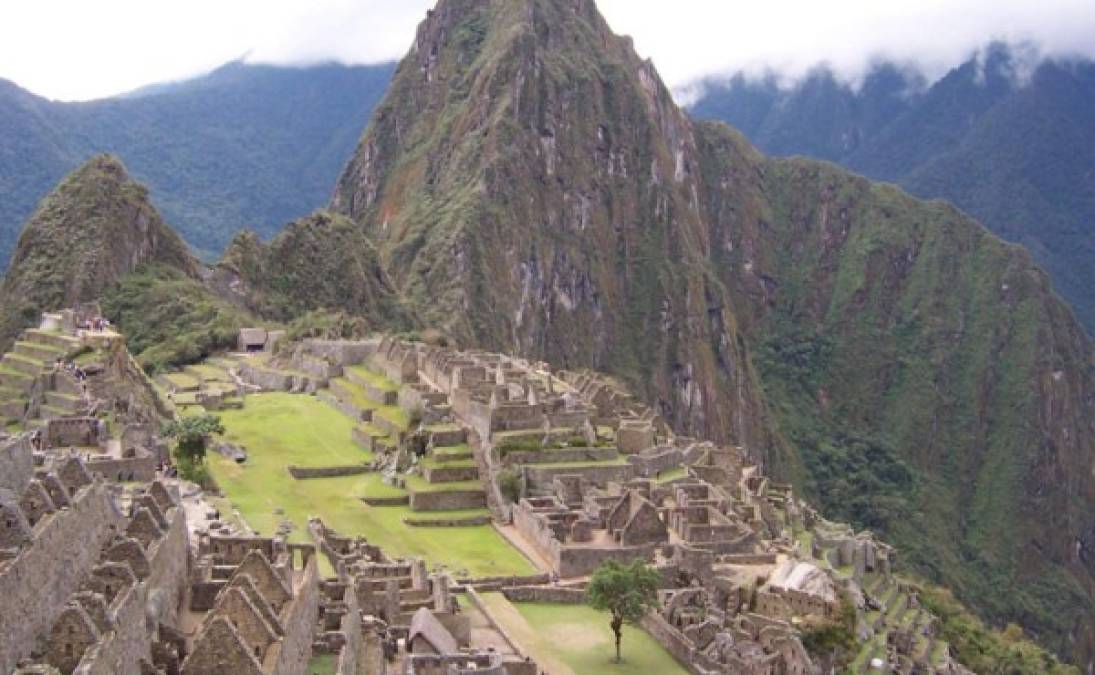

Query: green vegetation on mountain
[914,580,1080,674]
[215,211,413,329]
[690,46,1095,335]
[0,155,198,348]
[331,0,1094,666]
[0,60,395,263]
[100,264,252,373]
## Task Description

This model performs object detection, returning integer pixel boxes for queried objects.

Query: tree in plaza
[163,414,224,484]
[587,558,661,663]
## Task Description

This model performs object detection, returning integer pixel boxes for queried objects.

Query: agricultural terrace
[206,392,535,578]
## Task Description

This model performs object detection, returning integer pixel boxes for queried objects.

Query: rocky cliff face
[332,0,1094,666]
[333,0,776,460]
[0,155,198,347]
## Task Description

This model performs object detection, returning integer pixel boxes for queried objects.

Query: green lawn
[207,392,534,578]
[307,653,337,675]
[216,393,372,466]
[163,372,200,389]
[432,444,472,459]
[508,601,688,675]
[347,365,399,393]
[186,363,233,382]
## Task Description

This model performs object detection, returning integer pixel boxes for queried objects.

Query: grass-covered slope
[331,0,1094,664]
[0,155,198,348]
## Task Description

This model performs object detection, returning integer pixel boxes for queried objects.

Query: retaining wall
[424,465,480,483]
[287,465,369,479]
[500,586,586,604]
[409,489,487,511]
[502,447,618,466]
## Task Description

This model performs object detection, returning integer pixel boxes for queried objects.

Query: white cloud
[1,0,1094,101]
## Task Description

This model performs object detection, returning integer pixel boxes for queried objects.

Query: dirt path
[478,592,575,675]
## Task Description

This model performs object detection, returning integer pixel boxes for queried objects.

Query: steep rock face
[0,155,197,346]
[332,0,1094,664]
[215,211,410,328]
[333,0,776,459]
[697,127,1095,662]
[690,49,1095,335]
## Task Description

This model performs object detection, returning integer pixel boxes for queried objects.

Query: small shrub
[497,467,523,503]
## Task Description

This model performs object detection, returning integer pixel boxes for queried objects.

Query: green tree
[163,414,225,462]
[587,559,660,663]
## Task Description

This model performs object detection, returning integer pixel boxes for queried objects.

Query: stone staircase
[0,329,84,428]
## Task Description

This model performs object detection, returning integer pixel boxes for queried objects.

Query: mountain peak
[0,154,198,346]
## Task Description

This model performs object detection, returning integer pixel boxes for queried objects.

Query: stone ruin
[184,534,319,675]
[1,439,190,675]
[308,518,537,675]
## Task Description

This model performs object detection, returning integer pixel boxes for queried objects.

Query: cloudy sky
[2,0,1095,101]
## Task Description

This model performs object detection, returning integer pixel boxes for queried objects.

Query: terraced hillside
[0,328,86,430]
[202,356,535,579]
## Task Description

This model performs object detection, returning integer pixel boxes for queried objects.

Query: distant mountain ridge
[689,43,1095,334]
[0,59,396,263]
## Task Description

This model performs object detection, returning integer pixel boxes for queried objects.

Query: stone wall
[287,465,369,479]
[85,454,158,483]
[0,481,122,674]
[147,502,191,627]
[501,447,618,466]
[237,362,318,393]
[423,464,480,483]
[335,585,361,675]
[46,417,103,448]
[641,612,702,675]
[68,493,189,674]
[523,463,635,489]
[500,586,586,604]
[409,489,486,511]
[627,448,684,476]
[406,515,491,527]
[301,339,377,367]
[557,543,658,578]
[273,555,320,675]
[0,436,32,493]
[75,579,148,675]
